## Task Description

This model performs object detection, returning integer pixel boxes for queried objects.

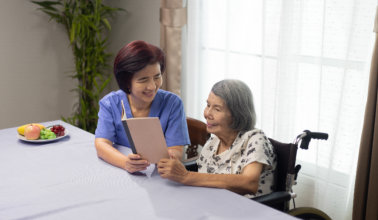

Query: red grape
[50,125,65,137]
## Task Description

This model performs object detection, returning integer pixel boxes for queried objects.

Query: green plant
[31,0,124,133]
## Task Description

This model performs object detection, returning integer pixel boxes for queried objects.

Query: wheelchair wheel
[288,207,332,220]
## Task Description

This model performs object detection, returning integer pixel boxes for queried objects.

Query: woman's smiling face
[203,92,234,138]
[128,62,162,106]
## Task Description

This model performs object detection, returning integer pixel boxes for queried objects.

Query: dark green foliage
[31,0,124,133]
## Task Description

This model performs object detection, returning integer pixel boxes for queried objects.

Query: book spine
[122,120,137,154]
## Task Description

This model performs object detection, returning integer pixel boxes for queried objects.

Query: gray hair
[211,79,256,132]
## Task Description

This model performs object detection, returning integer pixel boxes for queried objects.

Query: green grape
[47,129,56,139]
[39,128,56,140]
[40,129,48,139]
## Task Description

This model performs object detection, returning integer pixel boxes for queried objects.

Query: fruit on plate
[17,123,45,136]
[24,124,41,140]
[50,125,65,137]
[40,128,56,139]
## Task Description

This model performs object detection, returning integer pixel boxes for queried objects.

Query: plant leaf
[101,18,111,30]
[70,21,76,43]
[31,0,61,11]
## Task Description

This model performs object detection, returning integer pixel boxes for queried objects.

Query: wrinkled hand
[125,153,150,173]
[157,157,189,183]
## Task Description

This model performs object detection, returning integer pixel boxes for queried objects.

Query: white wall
[0,0,160,130]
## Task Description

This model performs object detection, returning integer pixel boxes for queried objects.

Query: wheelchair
[184,117,332,220]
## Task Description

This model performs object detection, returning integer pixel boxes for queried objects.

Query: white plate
[18,128,69,143]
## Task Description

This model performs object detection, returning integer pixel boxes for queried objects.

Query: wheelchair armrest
[184,160,198,172]
[251,191,291,206]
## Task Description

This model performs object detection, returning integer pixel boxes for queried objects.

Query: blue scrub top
[95,89,190,148]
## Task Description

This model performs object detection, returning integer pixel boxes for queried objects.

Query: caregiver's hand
[125,153,150,173]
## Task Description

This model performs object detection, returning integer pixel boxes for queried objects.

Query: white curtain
[182,0,376,219]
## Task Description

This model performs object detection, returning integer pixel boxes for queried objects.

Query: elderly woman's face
[203,92,234,138]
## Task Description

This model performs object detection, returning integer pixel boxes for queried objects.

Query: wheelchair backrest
[268,138,298,192]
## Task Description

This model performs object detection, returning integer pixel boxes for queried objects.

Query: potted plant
[31,0,124,133]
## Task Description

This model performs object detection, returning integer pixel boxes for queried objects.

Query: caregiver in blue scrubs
[95,40,190,173]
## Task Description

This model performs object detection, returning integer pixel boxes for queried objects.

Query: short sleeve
[242,131,275,170]
[95,98,117,143]
[163,96,190,147]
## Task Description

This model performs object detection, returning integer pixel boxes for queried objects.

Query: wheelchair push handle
[307,131,328,140]
[296,130,328,149]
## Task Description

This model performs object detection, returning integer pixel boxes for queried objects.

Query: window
[183,0,376,219]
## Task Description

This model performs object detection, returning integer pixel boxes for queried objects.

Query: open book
[121,100,169,163]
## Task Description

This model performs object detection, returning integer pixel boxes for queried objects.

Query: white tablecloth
[0,120,297,220]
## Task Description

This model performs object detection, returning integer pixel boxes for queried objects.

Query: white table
[0,120,297,219]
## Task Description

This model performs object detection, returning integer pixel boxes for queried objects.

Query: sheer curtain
[182,0,376,219]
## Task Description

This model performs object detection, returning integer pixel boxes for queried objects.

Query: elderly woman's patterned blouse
[196,129,276,198]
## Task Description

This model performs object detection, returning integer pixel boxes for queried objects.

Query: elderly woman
[95,40,190,173]
[157,79,276,197]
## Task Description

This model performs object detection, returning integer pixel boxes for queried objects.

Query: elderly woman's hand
[157,157,189,183]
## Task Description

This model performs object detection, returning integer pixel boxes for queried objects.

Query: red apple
[24,124,41,140]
